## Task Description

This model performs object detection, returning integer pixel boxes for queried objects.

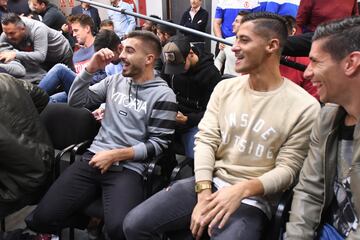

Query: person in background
[29,0,66,31]
[142,15,160,35]
[99,19,114,31]
[0,13,73,71]
[161,35,221,159]
[215,10,249,76]
[179,0,208,52]
[280,15,319,100]
[71,1,101,33]
[108,0,136,38]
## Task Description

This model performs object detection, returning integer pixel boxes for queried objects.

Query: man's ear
[145,54,155,65]
[266,38,280,54]
[344,51,360,77]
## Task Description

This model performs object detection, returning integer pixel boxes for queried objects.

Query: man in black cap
[161,35,221,159]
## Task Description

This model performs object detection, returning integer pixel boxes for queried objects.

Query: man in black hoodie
[162,35,221,159]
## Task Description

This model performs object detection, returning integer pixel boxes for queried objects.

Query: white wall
[145,0,163,19]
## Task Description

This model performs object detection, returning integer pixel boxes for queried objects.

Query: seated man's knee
[123,207,149,239]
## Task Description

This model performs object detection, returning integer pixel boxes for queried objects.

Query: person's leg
[181,127,199,159]
[210,203,268,240]
[101,168,144,240]
[49,92,68,103]
[26,160,99,234]
[38,64,76,95]
[123,177,197,240]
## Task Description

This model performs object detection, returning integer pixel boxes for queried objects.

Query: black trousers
[27,159,144,240]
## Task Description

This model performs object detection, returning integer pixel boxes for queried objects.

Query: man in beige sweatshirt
[123,12,320,240]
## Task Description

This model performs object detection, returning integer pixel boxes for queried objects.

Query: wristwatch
[195,182,212,193]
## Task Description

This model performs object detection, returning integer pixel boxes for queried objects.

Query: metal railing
[75,0,307,71]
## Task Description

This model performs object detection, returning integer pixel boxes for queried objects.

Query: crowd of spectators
[0,0,360,239]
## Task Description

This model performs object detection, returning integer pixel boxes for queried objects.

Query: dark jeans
[123,177,268,240]
[27,158,144,240]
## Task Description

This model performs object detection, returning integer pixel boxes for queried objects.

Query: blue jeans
[38,64,76,103]
[180,127,198,159]
[123,177,268,240]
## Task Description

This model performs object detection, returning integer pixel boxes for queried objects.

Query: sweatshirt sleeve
[0,61,26,78]
[15,25,48,63]
[194,83,223,182]
[295,0,312,34]
[68,69,107,110]
[258,101,321,195]
[132,89,177,161]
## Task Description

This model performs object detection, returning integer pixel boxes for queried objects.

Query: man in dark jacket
[71,1,101,33]
[0,73,53,215]
[29,0,66,31]
[162,35,221,158]
[179,0,208,51]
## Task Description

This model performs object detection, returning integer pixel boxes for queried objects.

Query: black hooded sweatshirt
[165,52,221,131]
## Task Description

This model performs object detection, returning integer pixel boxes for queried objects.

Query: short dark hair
[127,30,162,58]
[241,12,288,54]
[283,15,296,34]
[34,0,49,5]
[100,19,114,28]
[238,10,250,17]
[157,20,176,36]
[149,15,161,22]
[313,16,360,61]
[94,29,121,51]
[68,14,95,34]
[1,13,25,26]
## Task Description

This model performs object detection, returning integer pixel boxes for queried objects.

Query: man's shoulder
[283,78,319,105]
[215,75,247,92]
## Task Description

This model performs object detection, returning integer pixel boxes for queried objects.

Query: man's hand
[201,180,264,236]
[92,107,105,121]
[190,189,212,240]
[218,43,225,51]
[0,51,16,63]
[176,111,188,125]
[61,23,69,33]
[86,48,115,74]
[200,185,244,236]
[89,150,117,174]
[89,147,134,174]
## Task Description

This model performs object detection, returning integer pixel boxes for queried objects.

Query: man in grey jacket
[285,16,360,239]
[0,13,73,71]
[27,30,177,240]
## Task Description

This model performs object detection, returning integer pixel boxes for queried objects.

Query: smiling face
[304,38,347,103]
[120,38,148,79]
[231,21,269,74]
[71,22,90,45]
[30,0,46,13]
[232,15,243,34]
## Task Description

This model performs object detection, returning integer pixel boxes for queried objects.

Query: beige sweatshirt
[194,75,320,195]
